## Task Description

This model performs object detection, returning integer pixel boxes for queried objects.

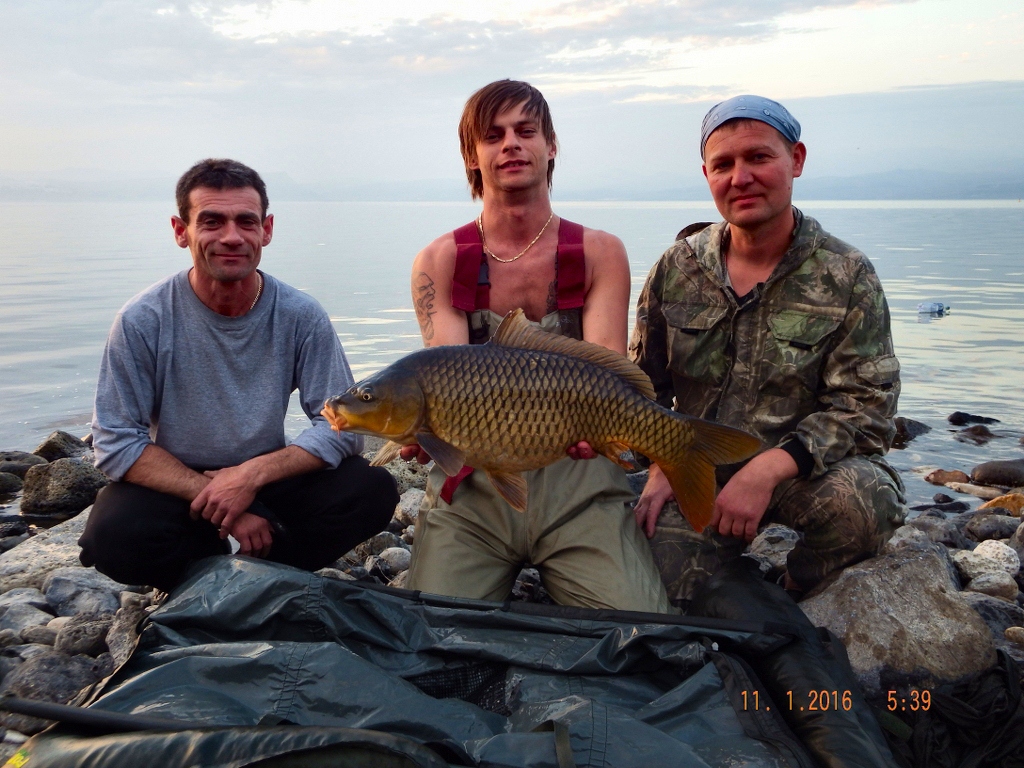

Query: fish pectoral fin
[660,455,716,534]
[597,440,635,469]
[369,440,404,467]
[415,431,466,476]
[486,470,528,512]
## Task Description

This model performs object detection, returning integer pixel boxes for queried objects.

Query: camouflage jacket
[630,210,900,479]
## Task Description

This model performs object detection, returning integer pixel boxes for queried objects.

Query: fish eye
[360,388,374,402]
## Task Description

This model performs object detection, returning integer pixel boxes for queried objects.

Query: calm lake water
[1,200,1022,506]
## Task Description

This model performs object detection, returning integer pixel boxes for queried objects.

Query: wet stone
[933,493,955,504]
[0,453,47,480]
[909,500,970,514]
[893,416,931,448]
[0,474,21,496]
[955,425,1000,445]
[948,411,1000,426]
[32,431,89,463]
[972,460,1024,489]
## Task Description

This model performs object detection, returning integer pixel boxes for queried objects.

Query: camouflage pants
[650,454,906,606]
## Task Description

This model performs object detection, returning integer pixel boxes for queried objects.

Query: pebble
[974,539,1021,575]
[20,626,57,646]
[353,531,408,561]
[394,488,425,527]
[933,493,955,504]
[966,572,1019,601]
[1005,626,1024,645]
[46,616,71,632]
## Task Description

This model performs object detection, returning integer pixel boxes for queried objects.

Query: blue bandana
[700,95,801,158]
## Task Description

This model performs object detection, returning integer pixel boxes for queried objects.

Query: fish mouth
[320,403,348,432]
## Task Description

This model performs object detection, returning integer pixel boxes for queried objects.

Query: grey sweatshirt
[92,269,362,481]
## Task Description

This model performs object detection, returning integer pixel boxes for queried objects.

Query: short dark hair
[459,80,556,200]
[175,159,269,223]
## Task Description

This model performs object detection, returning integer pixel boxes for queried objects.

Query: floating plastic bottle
[916,302,949,314]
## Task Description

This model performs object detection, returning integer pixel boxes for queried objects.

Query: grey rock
[0,643,49,680]
[1008,521,1024,561]
[893,416,931,447]
[910,499,970,514]
[54,612,114,657]
[0,452,47,479]
[1005,627,1024,645]
[965,513,1021,542]
[378,546,411,574]
[748,525,800,578]
[512,567,553,604]
[394,488,425,527]
[353,531,408,561]
[949,509,981,533]
[382,460,430,495]
[21,459,108,517]
[0,651,110,733]
[907,515,972,550]
[963,592,1024,638]
[801,548,996,696]
[46,616,71,632]
[0,474,21,496]
[966,572,1019,601]
[881,525,932,554]
[19,626,57,646]
[32,431,88,462]
[43,566,126,617]
[0,508,92,592]
[933,493,955,504]
[0,630,21,648]
[0,604,53,635]
[402,526,415,545]
[972,459,1024,489]
[0,588,49,615]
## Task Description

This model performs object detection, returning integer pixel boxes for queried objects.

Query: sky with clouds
[1,0,1022,197]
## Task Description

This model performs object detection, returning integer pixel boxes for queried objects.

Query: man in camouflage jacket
[630,95,905,601]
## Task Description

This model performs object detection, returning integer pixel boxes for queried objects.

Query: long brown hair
[458,80,557,200]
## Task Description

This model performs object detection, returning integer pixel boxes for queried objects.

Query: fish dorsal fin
[491,309,656,400]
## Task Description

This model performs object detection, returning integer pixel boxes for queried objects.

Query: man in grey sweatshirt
[80,159,398,591]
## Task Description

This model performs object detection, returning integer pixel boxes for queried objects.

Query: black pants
[79,456,398,591]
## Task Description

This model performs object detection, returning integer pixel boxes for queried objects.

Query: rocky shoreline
[0,416,1022,755]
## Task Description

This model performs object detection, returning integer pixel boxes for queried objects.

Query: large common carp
[322,309,761,531]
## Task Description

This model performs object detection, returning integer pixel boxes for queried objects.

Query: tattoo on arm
[414,272,437,341]
[545,279,558,314]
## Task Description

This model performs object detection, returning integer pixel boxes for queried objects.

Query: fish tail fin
[657,418,762,533]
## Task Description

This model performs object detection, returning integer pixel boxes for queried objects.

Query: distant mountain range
[1,169,1021,202]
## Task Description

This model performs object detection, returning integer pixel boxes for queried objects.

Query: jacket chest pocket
[662,303,731,385]
[763,309,843,395]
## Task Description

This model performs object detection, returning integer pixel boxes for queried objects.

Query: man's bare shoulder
[581,226,628,267]
[413,231,459,275]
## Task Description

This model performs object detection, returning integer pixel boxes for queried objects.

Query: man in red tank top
[399,80,671,613]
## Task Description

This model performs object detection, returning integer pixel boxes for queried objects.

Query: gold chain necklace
[248,272,263,312]
[477,212,553,263]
